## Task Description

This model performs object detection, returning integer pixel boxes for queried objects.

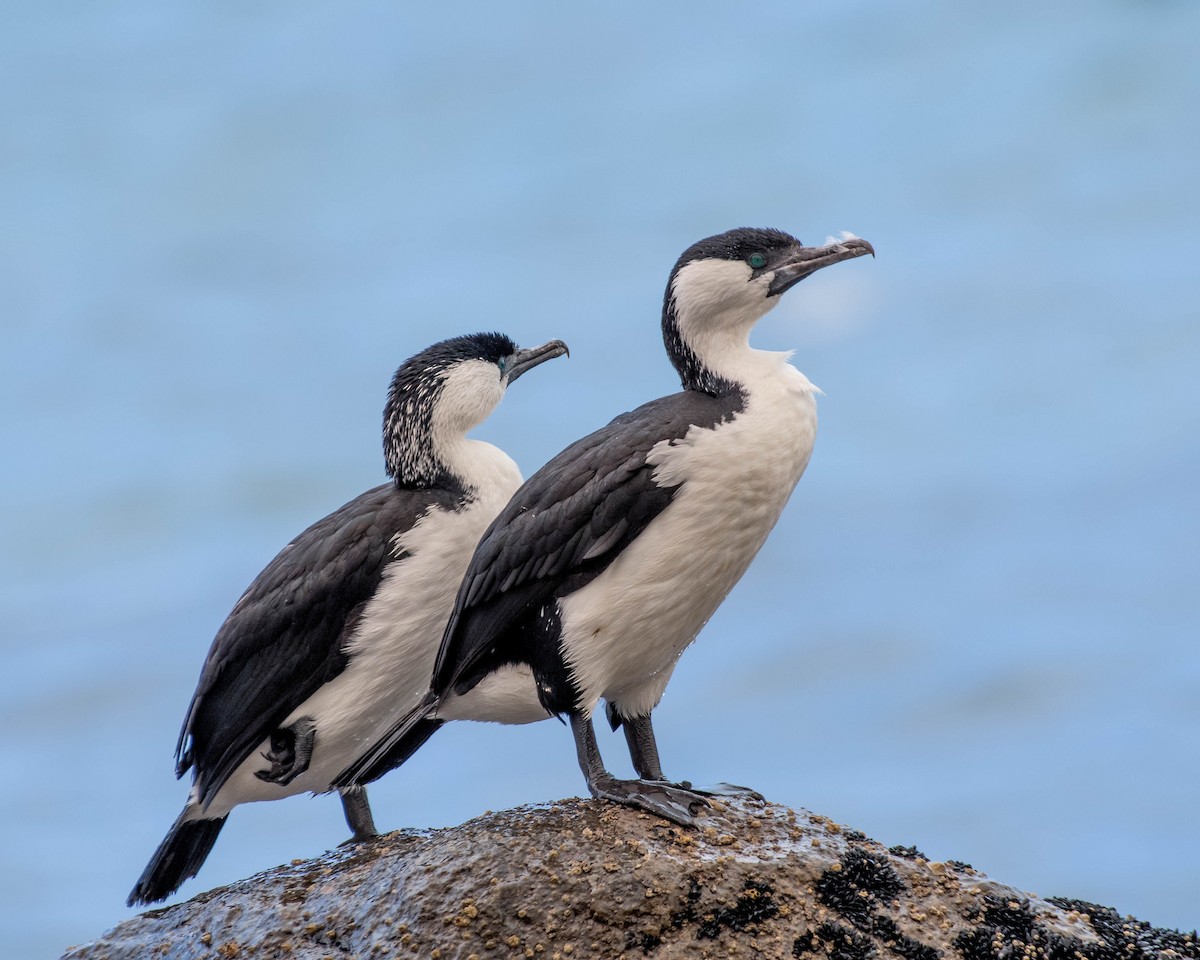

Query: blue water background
[2,3,1197,955]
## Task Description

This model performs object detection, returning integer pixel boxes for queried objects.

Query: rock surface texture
[66,796,1198,960]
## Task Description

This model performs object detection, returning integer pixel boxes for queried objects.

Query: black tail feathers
[127,813,228,907]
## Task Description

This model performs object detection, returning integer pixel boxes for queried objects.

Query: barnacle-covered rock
[63,796,1198,960]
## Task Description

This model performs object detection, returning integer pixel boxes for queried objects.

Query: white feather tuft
[824,230,860,246]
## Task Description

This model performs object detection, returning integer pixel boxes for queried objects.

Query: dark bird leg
[570,711,707,827]
[338,785,378,841]
[621,713,666,780]
[622,713,763,800]
[606,702,668,780]
[255,717,317,786]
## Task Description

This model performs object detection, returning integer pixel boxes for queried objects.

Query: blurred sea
[1,3,1197,956]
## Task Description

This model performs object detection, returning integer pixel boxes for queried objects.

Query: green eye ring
[747,253,767,269]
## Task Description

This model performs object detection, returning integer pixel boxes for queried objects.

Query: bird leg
[338,785,378,841]
[621,713,666,781]
[569,712,708,828]
[622,714,763,800]
[255,717,316,786]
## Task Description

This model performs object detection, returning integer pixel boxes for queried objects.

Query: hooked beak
[506,338,570,383]
[768,236,875,297]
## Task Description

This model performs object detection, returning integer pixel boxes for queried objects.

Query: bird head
[663,227,874,393]
[384,332,569,485]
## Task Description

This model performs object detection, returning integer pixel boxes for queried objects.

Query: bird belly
[559,376,817,719]
[438,663,549,725]
[195,495,519,816]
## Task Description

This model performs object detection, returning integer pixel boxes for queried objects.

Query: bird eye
[747,253,767,269]
[497,357,507,374]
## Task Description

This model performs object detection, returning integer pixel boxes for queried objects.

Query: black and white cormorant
[336,227,873,825]
[128,332,567,906]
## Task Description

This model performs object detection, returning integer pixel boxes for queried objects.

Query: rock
[64,796,1198,960]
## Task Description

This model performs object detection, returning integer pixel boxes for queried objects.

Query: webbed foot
[673,781,764,800]
[589,774,709,828]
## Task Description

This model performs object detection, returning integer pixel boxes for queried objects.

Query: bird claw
[589,776,709,828]
[254,717,316,786]
[337,832,376,847]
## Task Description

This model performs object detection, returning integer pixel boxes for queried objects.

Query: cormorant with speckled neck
[129,332,567,906]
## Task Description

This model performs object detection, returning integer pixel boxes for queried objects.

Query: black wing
[433,389,743,697]
[176,482,456,806]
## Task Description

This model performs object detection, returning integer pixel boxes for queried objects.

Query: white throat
[670,258,784,390]
[430,361,521,494]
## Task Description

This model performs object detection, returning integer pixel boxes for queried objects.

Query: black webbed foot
[589,774,709,828]
[255,717,316,785]
[672,781,764,801]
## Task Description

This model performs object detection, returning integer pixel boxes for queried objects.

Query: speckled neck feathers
[382,333,517,492]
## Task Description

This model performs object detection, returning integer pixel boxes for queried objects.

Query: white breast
[559,354,818,720]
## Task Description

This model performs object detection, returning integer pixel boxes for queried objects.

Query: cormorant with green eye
[338,228,873,824]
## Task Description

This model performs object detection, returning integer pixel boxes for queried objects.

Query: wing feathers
[582,515,628,561]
